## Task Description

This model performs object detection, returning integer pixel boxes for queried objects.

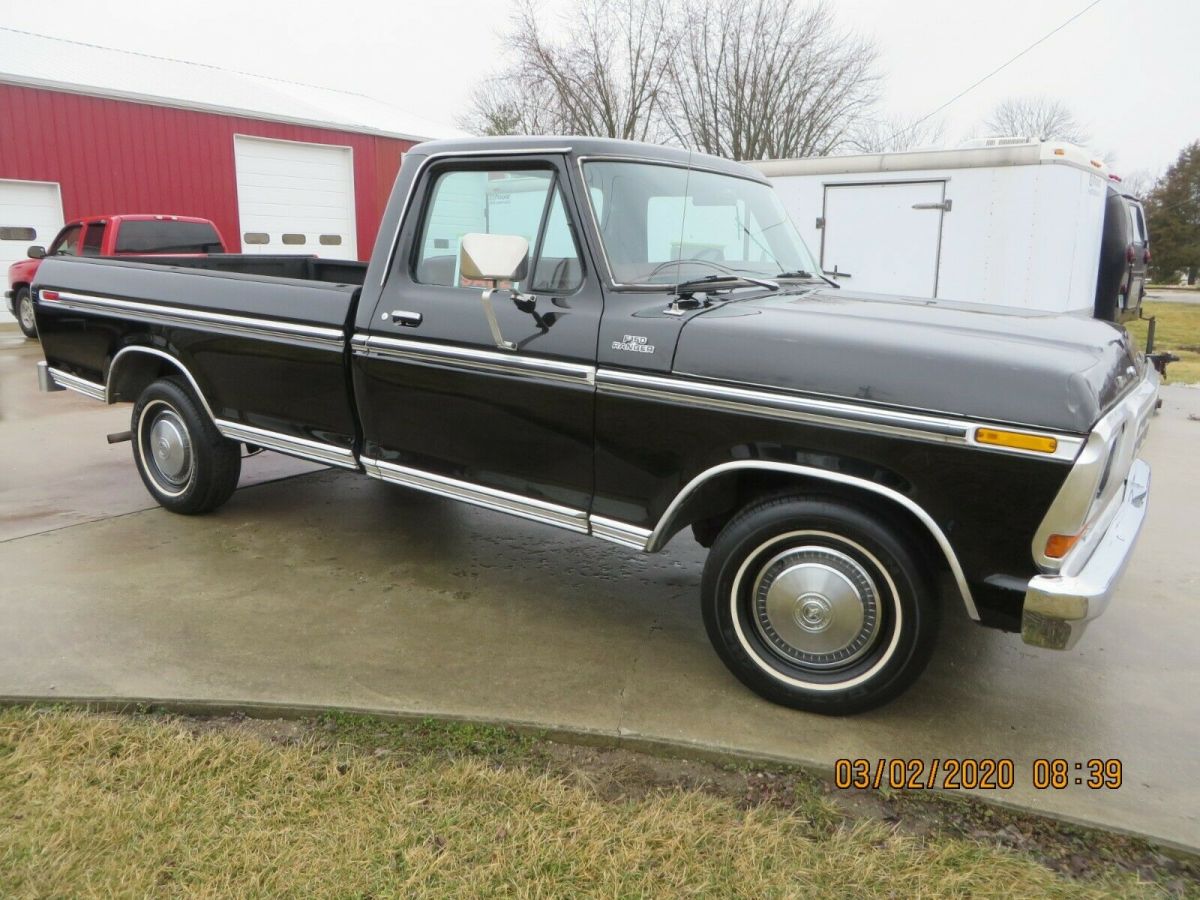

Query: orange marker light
[975,428,1058,454]
[1045,533,1082,559]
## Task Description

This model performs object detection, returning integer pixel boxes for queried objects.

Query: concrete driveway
[1,332,1198,851]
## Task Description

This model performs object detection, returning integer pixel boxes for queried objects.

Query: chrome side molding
[353,334,596,386]
[44,290,344,351]
[362,456,590,533]
[598,368,1084,461]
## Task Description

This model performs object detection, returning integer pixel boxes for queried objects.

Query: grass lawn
[1125,301,1200,384]
[1,708,1195,898]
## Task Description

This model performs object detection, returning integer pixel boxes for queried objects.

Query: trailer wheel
[701,494,940,715]
[16,288,37,339]
[131,378,240,514]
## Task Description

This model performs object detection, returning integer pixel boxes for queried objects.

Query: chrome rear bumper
[36,360,64,393]
[1021,458,1150,650]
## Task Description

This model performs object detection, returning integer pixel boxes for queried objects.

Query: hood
[672,288,1141,434]
[8,257,39,286]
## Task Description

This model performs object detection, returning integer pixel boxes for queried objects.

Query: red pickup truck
[7,214,225,338]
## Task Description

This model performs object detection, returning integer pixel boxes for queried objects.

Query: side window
[49,224,82,256]
[414,167,582,292]
[81,222,107,256]
[530,190,584,293]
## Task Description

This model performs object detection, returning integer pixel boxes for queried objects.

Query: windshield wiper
[674,274,779,297]
[774,270,813,279]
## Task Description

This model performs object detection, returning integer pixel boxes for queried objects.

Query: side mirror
[27,246,46,260]
[460,233,530,352]
[460,232,529,283]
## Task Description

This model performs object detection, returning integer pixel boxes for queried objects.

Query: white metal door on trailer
[0,179,64,324]
[821,181,946,297]
[233,135,357,259]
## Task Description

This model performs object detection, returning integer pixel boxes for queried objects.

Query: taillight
[1125,245,1135,264]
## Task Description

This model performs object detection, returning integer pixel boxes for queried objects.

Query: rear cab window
[115,220,223,254]
[413,167,583,294]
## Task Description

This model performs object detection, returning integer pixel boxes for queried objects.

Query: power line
[905,0,1106,134]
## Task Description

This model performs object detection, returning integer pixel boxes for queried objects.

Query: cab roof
[409,136,768,182]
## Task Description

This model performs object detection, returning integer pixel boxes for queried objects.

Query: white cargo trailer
[752,140,1128,319]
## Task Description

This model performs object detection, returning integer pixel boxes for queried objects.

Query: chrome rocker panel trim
[362,456,589,533]
[1022,458,1150,650]
[43,290,344,351]
[589,515,653,549]
[45,366,105,400]
[353,335,595,385]
[215,420,358,470]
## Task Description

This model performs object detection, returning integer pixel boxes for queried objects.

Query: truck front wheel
[16,287,37,339]
[701,495,940,715]
[131,379,241,514]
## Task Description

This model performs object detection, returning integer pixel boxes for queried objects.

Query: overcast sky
[2,0,1195,177]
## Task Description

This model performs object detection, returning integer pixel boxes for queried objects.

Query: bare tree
[462,77,561,136]
[981,96,1090,144]
[664,0,878,160]
[1116,168,1155,200]
[462,0,679,141]
[846,114,945,154]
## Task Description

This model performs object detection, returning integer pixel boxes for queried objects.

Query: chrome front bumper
[1021,458,1151,650]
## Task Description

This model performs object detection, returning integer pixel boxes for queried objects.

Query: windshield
[582,160,818,287]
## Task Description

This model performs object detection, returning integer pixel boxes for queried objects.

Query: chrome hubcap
[752,545,880,668]
[19,295,35,330]
[148,410,192,485]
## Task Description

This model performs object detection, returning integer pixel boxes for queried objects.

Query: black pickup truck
[32,136,1157,714]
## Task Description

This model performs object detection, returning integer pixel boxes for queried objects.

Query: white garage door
[0,179,64,324]
[233,136,357,259]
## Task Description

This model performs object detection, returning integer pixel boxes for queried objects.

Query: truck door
[355,154,601,526]
[820,181,947,297]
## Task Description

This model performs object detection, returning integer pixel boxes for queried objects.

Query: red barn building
[0,28,455,322]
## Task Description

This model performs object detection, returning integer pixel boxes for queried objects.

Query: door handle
[387,310,423,328]
[912,200,952,211]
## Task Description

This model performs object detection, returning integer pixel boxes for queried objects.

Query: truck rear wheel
[701,495,939,715]
[16,287,38,339]
[131,378,241,514]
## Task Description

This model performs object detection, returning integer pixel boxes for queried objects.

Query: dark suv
[1095,189,1150,323]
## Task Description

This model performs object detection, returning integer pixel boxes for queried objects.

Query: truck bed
[33,254,363,462]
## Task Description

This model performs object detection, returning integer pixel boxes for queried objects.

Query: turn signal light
[1045,533,1082,559]
[975,428,1058,454]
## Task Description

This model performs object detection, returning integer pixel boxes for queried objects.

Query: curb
[3,692,1197,859]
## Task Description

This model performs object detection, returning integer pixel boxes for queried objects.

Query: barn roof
[0,26,464,142]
